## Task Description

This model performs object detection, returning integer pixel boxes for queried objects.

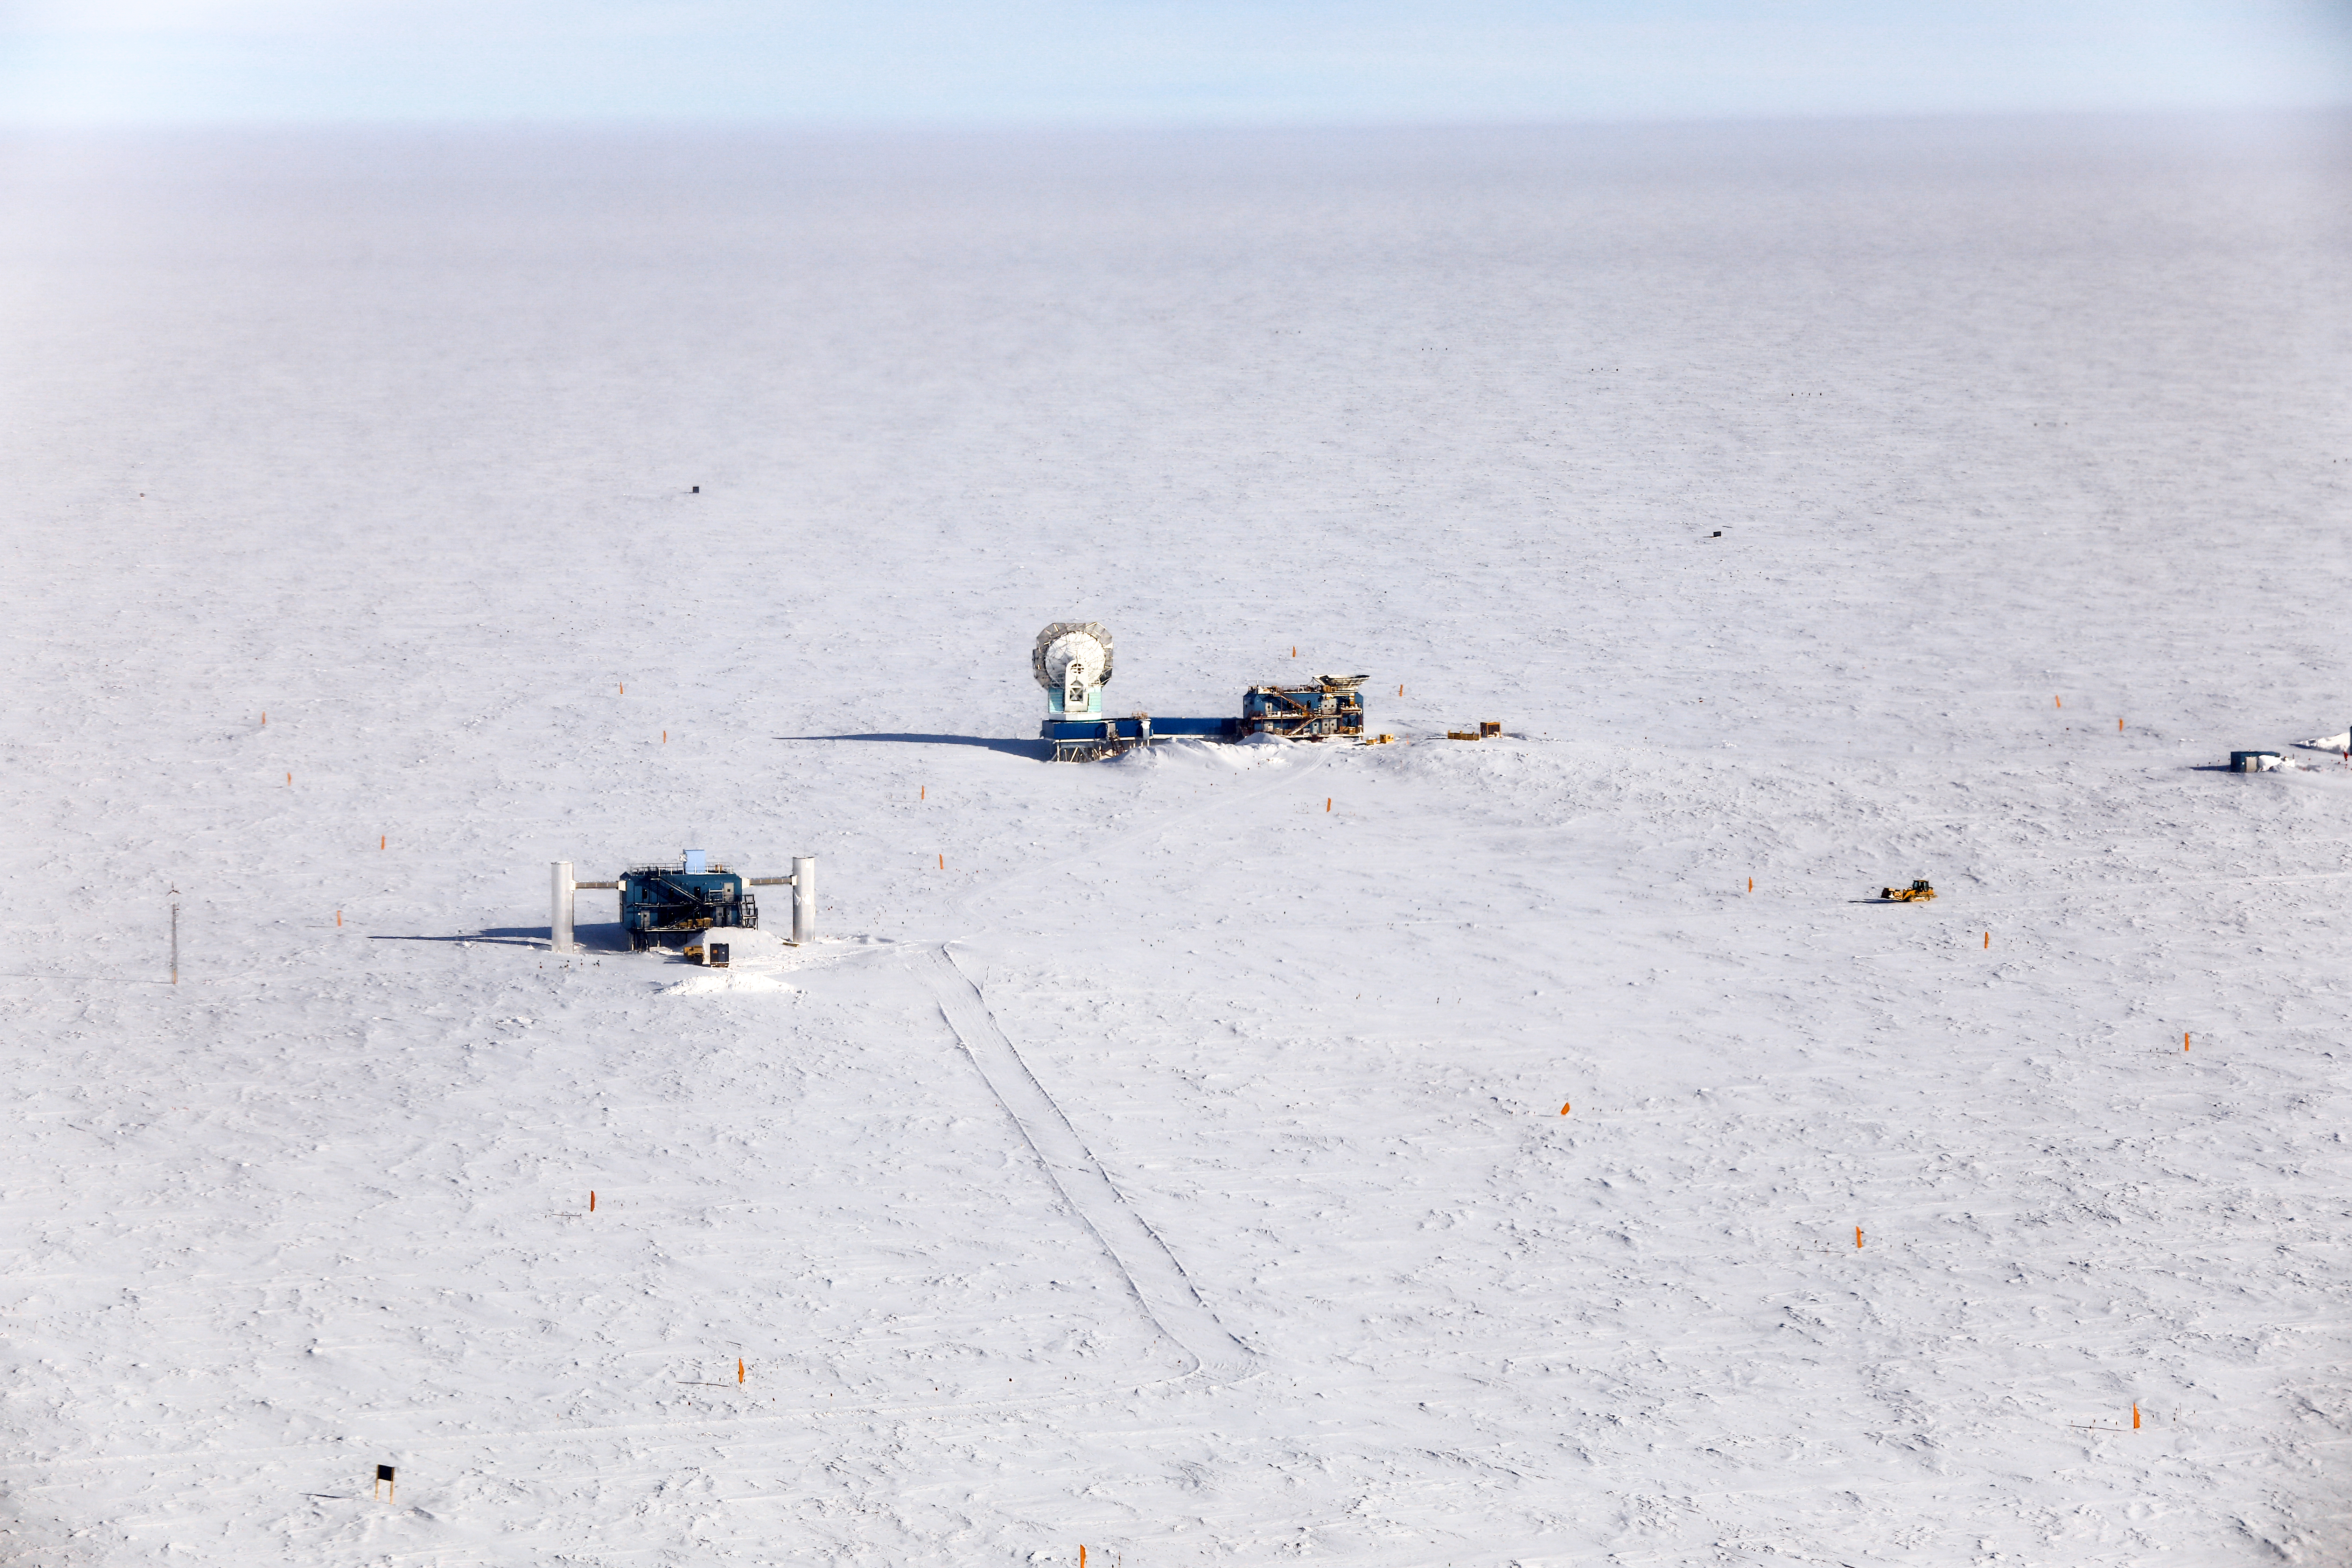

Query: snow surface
[3,117,2351,1566]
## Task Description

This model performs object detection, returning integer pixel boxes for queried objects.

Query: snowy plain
[2,114,2351,1566]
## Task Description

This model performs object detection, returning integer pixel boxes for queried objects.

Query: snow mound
[695,926,789,965]
[1104,735,1294,772]
[2296,730,2348,751]
[662,969,796,995]
[659,926,799,992]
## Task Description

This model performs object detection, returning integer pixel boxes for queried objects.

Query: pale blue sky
[2,0,2347,125]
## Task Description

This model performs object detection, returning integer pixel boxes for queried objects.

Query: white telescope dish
[1032,621,1113,690]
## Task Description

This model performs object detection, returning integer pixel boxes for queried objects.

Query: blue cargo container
[1041,714,1241,761]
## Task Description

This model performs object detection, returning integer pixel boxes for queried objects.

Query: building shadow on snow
[371,923,634,953]
[778,732,1050,760]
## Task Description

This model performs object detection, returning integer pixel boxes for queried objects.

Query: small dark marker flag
[377,1464,394,1483]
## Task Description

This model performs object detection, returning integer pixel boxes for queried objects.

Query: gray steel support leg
[791,856,815,945]
[551,861,574,953]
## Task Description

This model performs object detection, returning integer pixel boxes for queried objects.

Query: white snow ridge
[4,118,2350,1567]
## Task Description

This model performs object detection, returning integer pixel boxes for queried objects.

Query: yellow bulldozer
[1881,879,1936,902]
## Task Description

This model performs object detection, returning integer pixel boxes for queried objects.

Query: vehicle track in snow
[925,945,1251,1384]
[911,742,1336,1387]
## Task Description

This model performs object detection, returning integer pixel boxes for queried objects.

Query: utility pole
[169,885,180,985]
